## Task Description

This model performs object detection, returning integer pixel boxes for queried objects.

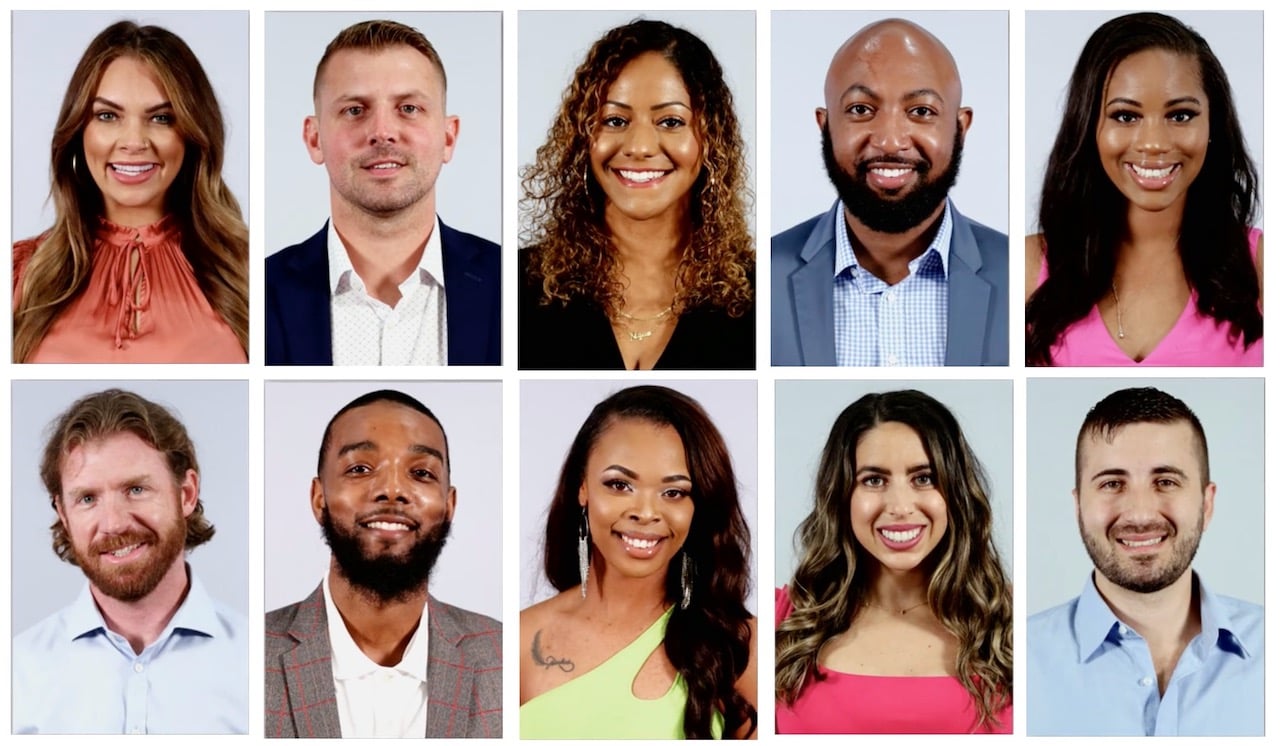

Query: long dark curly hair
[1026,12,1261,366]
[543,385,756,738]
[776,390,1011,731]
[521,19,753,318]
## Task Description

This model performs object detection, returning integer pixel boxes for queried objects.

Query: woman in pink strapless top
[1025,13,1262,367]
[776,391,1011,734]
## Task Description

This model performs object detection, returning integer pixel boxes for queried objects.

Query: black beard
[321,507,451,604]
[821,121,964,234]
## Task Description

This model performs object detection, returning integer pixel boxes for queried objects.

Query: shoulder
[440,219,500,266]
[431,596,502,639]
[266,225,328,274]
[771,209,830,255]
[1025,234,1046,302]
[1215,593,1264,645]
[12,234,46,293]
[266,588,325,638]
[775,586,795,625]
[13,605,72,658]
[1026,596,1079,642]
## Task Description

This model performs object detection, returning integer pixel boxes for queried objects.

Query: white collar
[326,216,445,296]
[322,573,430,683]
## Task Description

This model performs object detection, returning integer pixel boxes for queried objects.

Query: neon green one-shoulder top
[520,608,724,739]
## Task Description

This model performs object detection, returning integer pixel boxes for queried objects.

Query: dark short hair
[313,19,447,102]
[317,389,449,474]
[1075,387,1209,489]
[41,389,215,565]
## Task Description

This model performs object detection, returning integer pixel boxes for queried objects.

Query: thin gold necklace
[864,598,929,615]
[1110,282,1127,339]
[614,303,675,342]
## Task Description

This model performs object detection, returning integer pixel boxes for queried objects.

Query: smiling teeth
[1132,164,1175,179]
[622,535,659,550]
[619,170,664,182]
[366,521,409,531]
[112,164,154,174]
[1120,537,1163,547]
[110,544,140,557]
[370,163,400,170]
[871,167,911,177]
[880,527,922,542]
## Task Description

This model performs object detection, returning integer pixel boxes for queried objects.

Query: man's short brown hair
[313,19,448,102]
[41,389,215,566]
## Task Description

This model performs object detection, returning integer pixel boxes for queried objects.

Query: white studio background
[263,380,502,622]
[519,379,759,615]
[11,10,249,241]
[517,10,757,241]
[1024,10,1264,233]
[264,11,502,252]
[1026,377,1263,614]
[771,10,1009,238]
[10,380,249,633]
[774,379,1014,589]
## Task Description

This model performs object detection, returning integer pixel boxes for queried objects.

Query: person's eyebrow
[841,84,881,102]
[1151,465,1190,479]
[92,97,173,113]
[1089,467,1131,481]
[337,440,376,458]
[902,87,943,102]
[408,443,446,463]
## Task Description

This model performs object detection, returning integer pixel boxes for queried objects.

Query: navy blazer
[771,200,1008,366]
[266,220,501,365]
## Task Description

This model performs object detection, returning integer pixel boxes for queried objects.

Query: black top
[518,249,755,370]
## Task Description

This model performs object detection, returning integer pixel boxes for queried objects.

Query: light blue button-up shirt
[12,571,248,734]
[1028,572,1262,735]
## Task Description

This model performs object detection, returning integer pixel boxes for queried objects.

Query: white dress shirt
[322,575,430,738]
[327,218,448,365]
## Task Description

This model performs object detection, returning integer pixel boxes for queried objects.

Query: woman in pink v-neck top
[776,392,1011,735]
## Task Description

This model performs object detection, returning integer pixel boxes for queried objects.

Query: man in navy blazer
[772,18,1007,366]
[267,20,500,366]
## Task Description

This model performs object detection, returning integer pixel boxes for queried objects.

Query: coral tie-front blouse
[13,216,246,363]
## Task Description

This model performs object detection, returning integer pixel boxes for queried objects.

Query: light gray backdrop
[1025,10,1264,233]
[265,381,502,621]
[774,380,1013,589]
[1027,378,1263,614]
[520,379,758,614]
[771,10,1009,237]
[11,10,249,241]
[265,12,502,252]
[11,380,249,633]
[518,10,757,241]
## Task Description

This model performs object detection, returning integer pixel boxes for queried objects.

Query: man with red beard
[265,389,501,738]
[772,17,1007,366]
[1028,387,1262,735]
[13,389,248,734]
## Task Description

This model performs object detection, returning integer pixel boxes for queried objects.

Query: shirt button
[1139,677,1154,687]
[133,662,145,673]
[1118,624,1129,636]
[885,354,900,366]
[885,291,897,303]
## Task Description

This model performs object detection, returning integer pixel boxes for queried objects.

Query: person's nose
[367,104,400,146]
[372,466,410,504]
[625,490,660,523]
[1135,118,1172,157]
[118,116,150,153]
[623,121,660,158]
[870,111,912,154]
[98,493,135,534]
[883,482,918,518]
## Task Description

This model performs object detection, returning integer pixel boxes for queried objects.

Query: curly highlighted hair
[776,391,1011,731]
[520,19,753,317]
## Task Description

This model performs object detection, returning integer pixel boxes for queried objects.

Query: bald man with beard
[772,18,1008,367]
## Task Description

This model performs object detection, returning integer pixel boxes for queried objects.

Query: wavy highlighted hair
[543,385,756,738]
[14,20,249,362]
[40,388,215,565]
[776,390,1011,731]
[521,19,753,317]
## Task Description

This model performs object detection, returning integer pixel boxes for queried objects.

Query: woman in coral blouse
[776,390,1011,734]
[13,21,248,363]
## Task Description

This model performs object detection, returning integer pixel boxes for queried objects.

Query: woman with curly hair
[1025,12,1262,366]
[519,19,754,370]
[521,385,757,739]
[776,390,1011,734]
[13,20,248,363]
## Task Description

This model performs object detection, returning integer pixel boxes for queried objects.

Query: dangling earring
[578,506,590,598]
[680,551,693,610]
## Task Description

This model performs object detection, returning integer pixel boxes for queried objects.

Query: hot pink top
[775,588,1011,734]
[1036,229,1262,366]
[14,216,246,363]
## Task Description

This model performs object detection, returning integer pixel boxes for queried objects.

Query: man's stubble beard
[321,506,451,604]
[821,120,964,235]
[72,513,187,603]
[1079,509,1204,594]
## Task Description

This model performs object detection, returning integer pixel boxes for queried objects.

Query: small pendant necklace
[864,599,929,616]
[615,303,675,342]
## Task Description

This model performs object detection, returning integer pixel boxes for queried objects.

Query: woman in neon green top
[520,385,758,739]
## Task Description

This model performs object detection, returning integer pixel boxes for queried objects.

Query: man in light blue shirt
[1028,387,1262,735]
[12,389,248,734]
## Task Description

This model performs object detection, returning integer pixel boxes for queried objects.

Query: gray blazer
[771,199,1009,366]
[264,585,502,738]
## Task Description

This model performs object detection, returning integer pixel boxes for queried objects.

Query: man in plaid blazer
[265,389,501,738]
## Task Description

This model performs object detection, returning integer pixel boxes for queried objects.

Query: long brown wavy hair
[40,388,215,565]
[14,21,249,362]
[520,19,753,317]
[776,390,1012,731]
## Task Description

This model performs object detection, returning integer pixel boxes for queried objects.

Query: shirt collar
[1072,571,1253,663]
[326,216,446,296]
[65,566,223,641]
[833,199,953,280]
[323,573,430,683]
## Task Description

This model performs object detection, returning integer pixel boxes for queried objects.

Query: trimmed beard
[1079,510,1203,594]
[321,506,451,604]
[821,120,964,234]
[72,514,187,602]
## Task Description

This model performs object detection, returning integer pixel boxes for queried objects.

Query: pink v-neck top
[1037,229,1262,366]
[14,216,246,363]
[774,588,1011,734]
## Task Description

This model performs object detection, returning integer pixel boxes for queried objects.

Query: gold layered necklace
[614,303,675,342]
